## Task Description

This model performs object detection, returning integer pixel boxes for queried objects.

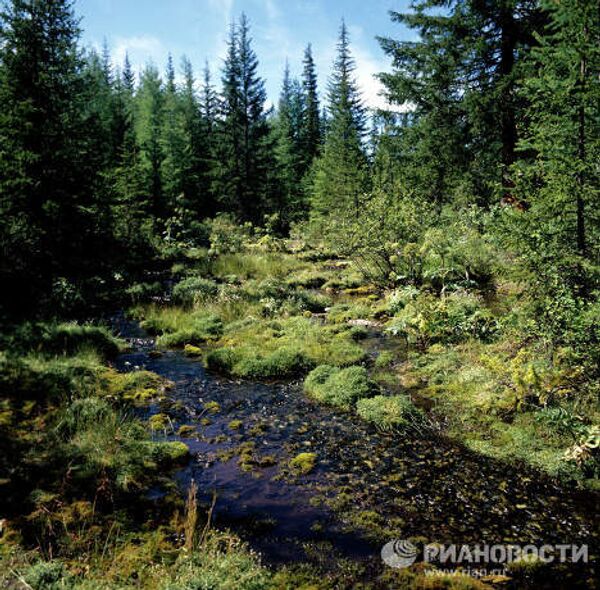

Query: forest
[0,0,599,589]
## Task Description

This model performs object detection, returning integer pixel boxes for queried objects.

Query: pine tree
[0,0,110,310]
[300,43,321,172]
[312,21,369,219]
[378,0,545,206]
[214,14,271,223]
[273,62,304,229]
[136,64,166,223]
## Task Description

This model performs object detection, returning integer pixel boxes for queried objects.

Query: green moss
[326,302,374,323]
[104,369,165,403]
[289,452,317,475]
[149,413,169,431]
[228,419,243,431]
[183,344,203,357]
[205,316,366,380]
[304,365,374,409]
[203,401,221,414]
[375,350,395,369]
[138,307,223,348]
[153,441,189,465]
[177,425,196,438]
[356,395,423,431]
[156,315,223,348]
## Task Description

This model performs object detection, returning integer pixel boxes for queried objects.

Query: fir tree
[300,43,321,172]
[312,21,369,219]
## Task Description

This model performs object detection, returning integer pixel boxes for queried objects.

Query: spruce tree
[378,0,545,205]
[214,14,271,223]
[300,43,321,172]
[312,21,369,219]
[0,0,109,310]
[506,0,599,316]
[273,62,304,229]
[136,64,166,223]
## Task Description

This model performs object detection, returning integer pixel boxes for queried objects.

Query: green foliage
[356,395,423,431]
[304,365,374,409]
[312,22,369,220]
[205,316,366,380]
[387,290,498,349]
[140,308,223,347]
[172,276,219,307]
[1,322,122,363]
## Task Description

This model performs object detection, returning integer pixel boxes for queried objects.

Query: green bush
[387,290,498,349]
[172,276,219,307]
[304,365,374,409]
[356,395,423,431]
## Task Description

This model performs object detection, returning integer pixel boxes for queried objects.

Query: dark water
[111,316,599,588]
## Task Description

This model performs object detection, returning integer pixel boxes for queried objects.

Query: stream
[111,315,598,588]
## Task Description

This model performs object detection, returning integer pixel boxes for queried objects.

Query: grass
[138,307,223,348]
[356,394,423,431]
[205,317,367,379]
[304,365,375,409]
[402,340,599,482]
[3,322,124,359]
[210,251,306,281]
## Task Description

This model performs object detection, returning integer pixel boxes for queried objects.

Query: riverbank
[1,233,598,589]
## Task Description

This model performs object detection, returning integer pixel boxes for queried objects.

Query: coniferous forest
[0,1,599,589]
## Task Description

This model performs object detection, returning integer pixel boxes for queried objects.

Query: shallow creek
[111,316,598,588]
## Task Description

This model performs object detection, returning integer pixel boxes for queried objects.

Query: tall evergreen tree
[273,62,304,229]
[0,0,110,310]
[300,43,321,172]
[378,0,545,206]
[506,0,600,312]
[214,14,271,223]
[312,21,369,219]
[136,64,166,223]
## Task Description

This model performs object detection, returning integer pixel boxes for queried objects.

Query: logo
[381,539,418,568]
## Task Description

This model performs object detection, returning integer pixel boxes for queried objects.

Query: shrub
[208,213,253,256]
[304,365,374,409]
[387,290,498,349]
[172,277,219,307]
[126,281,163,304]
[356,395,423,431]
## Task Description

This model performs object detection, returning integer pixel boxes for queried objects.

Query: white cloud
[352,43,392,111]
[113,35,167,71]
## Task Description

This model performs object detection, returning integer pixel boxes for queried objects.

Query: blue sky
[75,0,413,109]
